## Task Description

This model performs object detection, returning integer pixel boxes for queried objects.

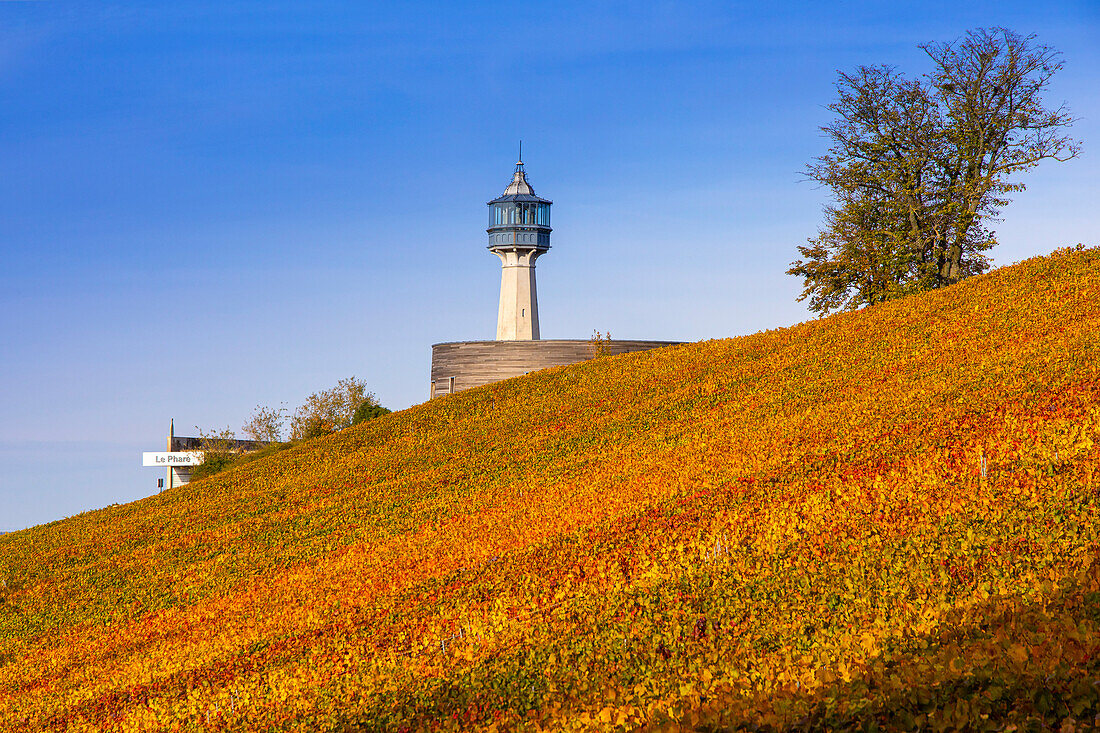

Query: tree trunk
[940,240,963,284]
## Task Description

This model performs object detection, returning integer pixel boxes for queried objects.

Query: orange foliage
[2,245,1100,730]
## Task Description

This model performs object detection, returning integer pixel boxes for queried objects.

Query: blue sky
[2,1,1097,532]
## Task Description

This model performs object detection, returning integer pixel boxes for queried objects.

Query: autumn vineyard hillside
[3,246,1100,731]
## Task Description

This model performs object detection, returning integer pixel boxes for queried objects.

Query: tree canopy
[242,403,287,443]
[291,377,378,440]
[789,27,1080,314]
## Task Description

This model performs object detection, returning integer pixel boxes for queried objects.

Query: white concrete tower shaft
[486,156,552,341]
[494,248,543,340]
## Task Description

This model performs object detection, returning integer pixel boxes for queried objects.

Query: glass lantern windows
[489,202,551,228]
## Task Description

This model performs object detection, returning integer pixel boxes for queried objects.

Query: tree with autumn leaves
[790,27,1080,314]
[237,377,385,443]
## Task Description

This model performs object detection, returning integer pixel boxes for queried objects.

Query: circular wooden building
[430,338,678,398]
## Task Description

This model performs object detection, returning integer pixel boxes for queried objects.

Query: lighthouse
[487,153,552,340]
[429,151,675,399]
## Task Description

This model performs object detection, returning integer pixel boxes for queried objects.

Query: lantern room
[487,159,552,252]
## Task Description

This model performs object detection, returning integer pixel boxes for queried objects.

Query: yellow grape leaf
[1008,644,1029,665]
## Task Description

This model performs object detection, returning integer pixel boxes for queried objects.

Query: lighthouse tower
[487,153,552,340]
[429,152,676,399]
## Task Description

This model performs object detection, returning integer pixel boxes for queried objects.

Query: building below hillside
[429,153,676,398]
[142,420,274,491]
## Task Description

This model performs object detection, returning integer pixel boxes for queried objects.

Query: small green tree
[352,402,391,425]
[290,377,378,440]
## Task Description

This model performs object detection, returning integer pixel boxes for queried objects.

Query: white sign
[142,452,205,467]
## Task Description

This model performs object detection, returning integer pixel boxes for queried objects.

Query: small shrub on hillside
[191,436,294,481]
[189,426,237,481]
[590,330,612,357]
[352,403,391,425]
[189,453,234,481]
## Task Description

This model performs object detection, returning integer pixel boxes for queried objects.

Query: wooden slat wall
[430,339,679,397]
[170,437,276,451]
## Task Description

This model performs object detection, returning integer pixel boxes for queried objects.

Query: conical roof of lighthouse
[489,157,552,205]
[503,161,535,196]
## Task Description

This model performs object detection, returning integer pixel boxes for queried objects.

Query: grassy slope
[2,246,1099,731]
